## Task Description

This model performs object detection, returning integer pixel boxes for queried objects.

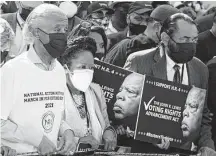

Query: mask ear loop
[37,28,48,45]
[167,32,178,44]
[64,64,73,75]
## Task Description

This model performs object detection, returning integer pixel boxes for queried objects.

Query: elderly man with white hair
[1,4,76,155]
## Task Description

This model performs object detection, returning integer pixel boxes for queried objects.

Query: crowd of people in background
[1,1,216,156]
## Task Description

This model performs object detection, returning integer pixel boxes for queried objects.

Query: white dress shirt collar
[165,51,183,71]
[27,44,56,71]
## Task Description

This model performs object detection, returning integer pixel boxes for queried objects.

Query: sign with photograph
[134,76,206,151]
[93,59,135,121]
[93,60,206,151]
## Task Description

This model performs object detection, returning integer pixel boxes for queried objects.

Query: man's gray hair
[161,13,197,37]
[22,3,66,44]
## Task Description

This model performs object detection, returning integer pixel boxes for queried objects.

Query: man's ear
[28,25,39,39]
[153,22,161,37]
[153,22,161,32]
[161,32,170,47]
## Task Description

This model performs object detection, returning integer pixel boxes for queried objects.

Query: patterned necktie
[173,64,181,83]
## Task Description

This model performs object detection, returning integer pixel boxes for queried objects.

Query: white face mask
[68,69,94,92]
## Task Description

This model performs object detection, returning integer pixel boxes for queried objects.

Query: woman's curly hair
[58,36,97,66]
[68,20,108,55]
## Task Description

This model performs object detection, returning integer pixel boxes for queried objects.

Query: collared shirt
[165,51,188,85]
[27,44,56,71]
[8,13,25,58]
[210,29,216,38]
[126,30,130,37]
[106,21,118,35]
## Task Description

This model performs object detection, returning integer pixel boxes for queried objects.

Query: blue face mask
[38,28,67,58]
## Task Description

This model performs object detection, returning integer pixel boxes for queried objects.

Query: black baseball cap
[128,1,152,14]
[87,2,114,15]
[150,5,180,23]
[110,1,132,10]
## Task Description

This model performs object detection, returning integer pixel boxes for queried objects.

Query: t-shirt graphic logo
[42,111,55,133]
[143,96,155,110]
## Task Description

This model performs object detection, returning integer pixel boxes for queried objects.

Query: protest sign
[93,59,134,121]
[134,76,206,151]
[93,60,206,151]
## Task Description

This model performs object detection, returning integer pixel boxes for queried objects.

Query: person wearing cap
[86,2,114,31]
[151,1,170,9]
[1,1,43,60]
[125,12,216,155]
[107,1,152,51]
[58,1,82,33]
[104,5,179,68]
[195,12,215,33]
[195,12,216,64]
[106,2,131,35]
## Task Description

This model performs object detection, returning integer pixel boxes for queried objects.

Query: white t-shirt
[1,52,66,153]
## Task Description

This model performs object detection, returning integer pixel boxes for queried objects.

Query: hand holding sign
[78,136,99,150]
[154,137,170,150]
[57,129,76,155]
[103,128,117,151]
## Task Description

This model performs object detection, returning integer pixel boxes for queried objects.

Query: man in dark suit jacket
[195,13,215,33]
[196,12,216,64]
[125,13,215,155]
[207,57,216,149]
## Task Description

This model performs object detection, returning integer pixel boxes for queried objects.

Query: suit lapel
[152,54,167,80]
[187,61,201,87]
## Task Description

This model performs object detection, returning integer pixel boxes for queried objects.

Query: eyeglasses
[73,20,95,36]
[91,10,112,19]
[65,64,94,74]
[146,17,163,25]
[169,35,198,44]
[129,13,150,25]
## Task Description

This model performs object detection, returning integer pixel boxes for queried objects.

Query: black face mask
[129,23,147,36]
[168,36,196,63]
[20,8,32,21]
[38,28,67,58]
